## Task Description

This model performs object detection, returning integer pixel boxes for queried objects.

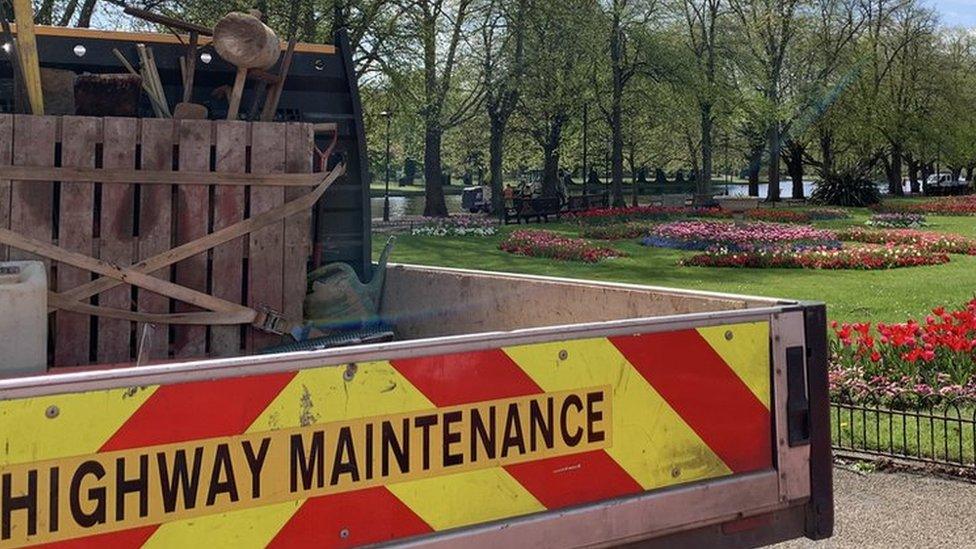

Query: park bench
[504,197,562,224]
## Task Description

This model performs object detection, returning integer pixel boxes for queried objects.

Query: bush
[811,170,881,207]
[867,213,927,228]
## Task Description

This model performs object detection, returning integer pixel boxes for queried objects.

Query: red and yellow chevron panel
[0,321,771,548]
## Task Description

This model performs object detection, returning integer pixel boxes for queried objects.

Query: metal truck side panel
[0,322,773,548]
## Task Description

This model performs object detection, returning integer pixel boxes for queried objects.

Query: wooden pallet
[0,114,320,366]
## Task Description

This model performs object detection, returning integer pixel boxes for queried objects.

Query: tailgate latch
[786,346,811,446]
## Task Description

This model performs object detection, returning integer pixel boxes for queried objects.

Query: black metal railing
[831,399,976,469]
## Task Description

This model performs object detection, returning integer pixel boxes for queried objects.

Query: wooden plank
[53,116,98,366]
[9,115,56,267]
[0,165,323,186]
[210,121,247,356]
[173,119,210,358]
[10,24,338,55]
[283,123,313,332]
[247,122,286,351]
[137,118,174,359]
[97,117,138,364]
[0,114,12,261]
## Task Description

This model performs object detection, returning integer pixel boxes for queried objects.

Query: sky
[929,0,976,28]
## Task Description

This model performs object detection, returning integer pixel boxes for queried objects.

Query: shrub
[811,170,881,206]
[499,230,625,262]
[681,245,949,270]
[642,220,840,252]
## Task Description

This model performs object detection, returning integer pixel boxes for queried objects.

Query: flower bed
[744,209,810,223]
[499,230,625,262]
[579,221,656,240]
[830,300,976,407]
[867,213,927,228]
[411,215,498,237]
[642,220,840,252]
[681,245,948,270]
[873,196,976,216]
[838,227,976,255]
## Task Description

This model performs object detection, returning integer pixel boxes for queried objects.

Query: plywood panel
[137,118,175,359]
[247,122,286,351]
[97,117,139,363]
[54,116,98,366]
[210,121,247,356]
[173,119,210,358]
[283,123,313,332]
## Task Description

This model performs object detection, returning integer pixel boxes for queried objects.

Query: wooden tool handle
[226,67,247,120]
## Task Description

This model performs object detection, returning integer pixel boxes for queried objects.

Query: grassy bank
[374,209,976,323]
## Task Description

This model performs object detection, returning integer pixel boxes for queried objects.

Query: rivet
[343,363,358,381]
[671,467,681,478]
[339,528,350,539]
[724,330,734,341]
[45,405,59,419]
[558,350,569,361]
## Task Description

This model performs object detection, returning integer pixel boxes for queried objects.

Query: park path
[774,467,976,548]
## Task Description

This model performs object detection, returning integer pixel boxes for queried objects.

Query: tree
[515,0,597,199]
[396,0,484,216]
[679,0,729,197]
[729,0,805,202]
[482,0,527,215]
[596,0,658,206]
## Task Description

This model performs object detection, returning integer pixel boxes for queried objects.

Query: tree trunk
[784,140,804,199]
[609,4,625,208]
[747,145,762,197]
[887,144,903,197]
[767,121,781,202]
[904,154,920,194]
[818,129,834,178]
[36,0,56,25]
[542,144,560,199]
[699,103,713,196]
[627,147,638,207]
[423,128,448,216]
[59,0,80,26]
[75,0,97,28]
[489,116,505,216]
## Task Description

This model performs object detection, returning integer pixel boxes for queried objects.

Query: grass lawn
[374,208,976,323]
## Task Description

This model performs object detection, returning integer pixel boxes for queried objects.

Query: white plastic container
[0,261,47,377]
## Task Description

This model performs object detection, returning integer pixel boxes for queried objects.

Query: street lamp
[380,110,393,222]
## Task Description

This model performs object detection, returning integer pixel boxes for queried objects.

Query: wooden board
[54,116,98,366]
[210,121,247,356]
[97,117,138,363]
[247,122,286,351]
[0,115,12,261]
[173,120,210,358]
[283,123,314,331]
[137,119,174,359]
[9,115,56,268]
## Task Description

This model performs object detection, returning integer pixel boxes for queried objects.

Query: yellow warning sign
[0,387,610,547]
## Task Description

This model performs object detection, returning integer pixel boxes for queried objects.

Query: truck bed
[0,266,831,549]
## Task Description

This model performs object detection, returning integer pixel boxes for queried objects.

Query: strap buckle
[257,307,288,335]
